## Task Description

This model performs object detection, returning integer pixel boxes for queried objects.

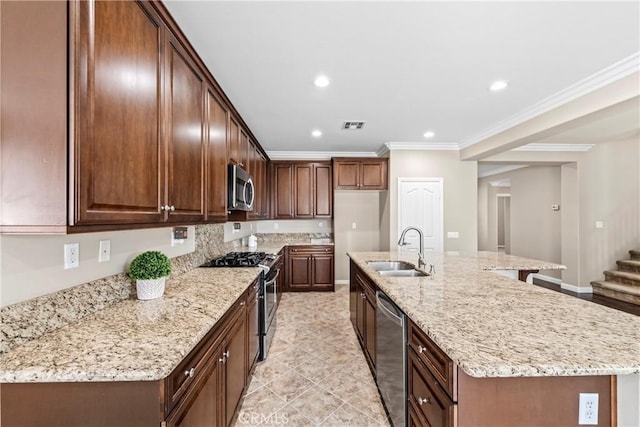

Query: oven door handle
[264,269,280,286]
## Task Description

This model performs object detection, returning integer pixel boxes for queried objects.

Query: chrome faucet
[398,226,426,269]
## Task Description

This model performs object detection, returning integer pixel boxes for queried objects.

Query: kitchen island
[349,251,640,426]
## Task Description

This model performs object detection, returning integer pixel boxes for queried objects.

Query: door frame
[397,177,444,252]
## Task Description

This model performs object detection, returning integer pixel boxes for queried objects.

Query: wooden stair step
[629,249,640,261]
[591,281,640,305]
[603,270,640,287]
[617,259,640,274]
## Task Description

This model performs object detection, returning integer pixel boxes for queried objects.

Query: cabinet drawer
[288,245,334,254]
[408,351,457,427]
[408,321,457,401]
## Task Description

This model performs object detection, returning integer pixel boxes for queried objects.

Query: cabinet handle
[184,367,195,378]
[223,350,230,358]
[418,345,426,354]
[417,397,431,406]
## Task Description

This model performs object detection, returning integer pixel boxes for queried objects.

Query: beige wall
[510,166,562,278]
[561,163,580,287]
[388,150,478,252]
[0,226,196,307]
[578,137,640,287]
[334,191,385,281]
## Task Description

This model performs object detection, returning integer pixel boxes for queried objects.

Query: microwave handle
[244,178,255,209]
[229,165,238,208]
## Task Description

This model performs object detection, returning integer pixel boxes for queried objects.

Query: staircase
[591,250,640,305]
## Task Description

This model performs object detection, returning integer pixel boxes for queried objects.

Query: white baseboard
[335,279,349,285]
[532,273,562,285]
[561,282,593,294]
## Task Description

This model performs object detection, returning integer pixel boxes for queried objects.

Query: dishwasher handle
[376,291,404,327]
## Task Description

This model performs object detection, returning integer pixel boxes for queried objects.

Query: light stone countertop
[349,251,640,378]
[0,268,261,383]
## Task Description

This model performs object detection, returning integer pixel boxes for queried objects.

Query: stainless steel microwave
[228,164,254,211]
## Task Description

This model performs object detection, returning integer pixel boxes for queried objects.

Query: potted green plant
[128,251,172,300]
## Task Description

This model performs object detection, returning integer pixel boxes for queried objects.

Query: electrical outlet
[98,240,111,262]
[351,222,357,229]
[318,222,324,228]
[579,393,599,425]
[447,231,459,239]
[274,223,279,230]
[64,243,80,269]
[595,221,604,229]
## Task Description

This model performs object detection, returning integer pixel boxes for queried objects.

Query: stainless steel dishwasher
[376,290,407,427]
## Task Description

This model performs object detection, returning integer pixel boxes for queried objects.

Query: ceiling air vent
[342,121,366,130]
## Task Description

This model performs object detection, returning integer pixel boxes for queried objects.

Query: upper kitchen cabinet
[270,161,333,219]
[227,117,249,169]
[0,1,68,233]
[72,0,167,226]
[205,88,229,222]
[1,0,268,233]
[333,158,388,190]
[165,32,205,223]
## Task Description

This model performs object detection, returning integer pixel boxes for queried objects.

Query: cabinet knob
[184,367,195,378]
[160,205,167,211]
[223,350,230,358]
[219,357,226,364]
[170,205,175,211]
[240,301,245,306]
[417,397,431,406]
[361,293,366,299]
[418,345,426,354]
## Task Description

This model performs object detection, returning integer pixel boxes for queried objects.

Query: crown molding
[479,165,527,178]
[380,141,460,156]
[266,151,379,160]
[512,143,595,152]
[459,52,640,149]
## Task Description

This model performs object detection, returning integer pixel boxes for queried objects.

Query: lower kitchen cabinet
[350,262,376,371]
[286,246,334,291]
[1,283,256,427]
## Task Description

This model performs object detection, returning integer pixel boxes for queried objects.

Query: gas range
[201,252,276,269]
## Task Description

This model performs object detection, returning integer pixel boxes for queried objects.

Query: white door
[398,178,443,253]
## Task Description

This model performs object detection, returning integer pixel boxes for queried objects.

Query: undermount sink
[367,261,415,271]
[378,269,428,277]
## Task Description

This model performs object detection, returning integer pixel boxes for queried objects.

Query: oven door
[263,267,279,322]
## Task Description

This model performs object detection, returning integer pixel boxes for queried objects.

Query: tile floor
[233,285,391,426]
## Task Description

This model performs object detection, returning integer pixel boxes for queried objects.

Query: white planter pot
[136,277,166,300]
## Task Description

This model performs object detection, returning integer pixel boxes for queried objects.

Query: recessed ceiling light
[311,129,322,138]
[314,75,330,88]
[423,131,435,138]
[489,80,509,92]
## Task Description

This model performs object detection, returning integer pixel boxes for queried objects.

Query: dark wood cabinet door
[333,160,360,189]
[166,34,205,223]
[294,164,313,218]
[355,280,365,343]
[314,163,333,217]
[224,310,247,427]
[239,130,249,170]
[288,253,312,290]
[73,0,166,225]
[259,153,269,218]
[360,159,387,190]
[205,88,228,222]
[1,0,68,232]
[166,354,221,427]
[247,286,260,372]
[271,163,294,219]
[228,116,240,166]
[364,292,376,368]
[312,253,334,290]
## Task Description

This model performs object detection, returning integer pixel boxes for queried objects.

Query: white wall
[388,150,478,252]
[0,226,195,307]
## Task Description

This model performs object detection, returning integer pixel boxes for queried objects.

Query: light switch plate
[595,221,604,229]
[98,240,111,263]
[447,231,459,239]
